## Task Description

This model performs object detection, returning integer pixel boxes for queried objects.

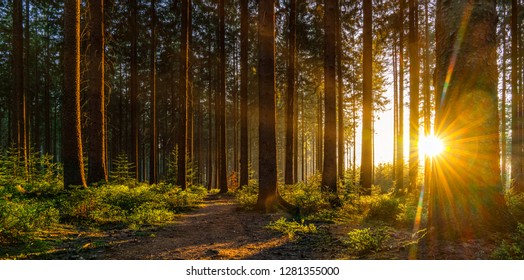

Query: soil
[99,194,342,260]
[7,194,500,260]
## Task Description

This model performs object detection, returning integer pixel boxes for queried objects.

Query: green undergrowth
[343,226,391,256]
[236,175,423,228]
[266,217,317,239]
[1,182,206,246]
[492,223,524,259]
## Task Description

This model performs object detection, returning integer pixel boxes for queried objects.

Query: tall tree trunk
[408,0,419,193]
[218,0,228,193]
[396,0,405,193]
[256,0,294,212]
[178,0,188,189]
[501,0,508,187]
[430,0,514,244]
[336,0,344,182]
[44,9,51,155]
[149,0,158,184]
[511,0,523,192]
[423,0,430,191]
[23,0,30,180]
[360,0,373,195]
[322,0,340,206]
[239,0,249,188]
[12,0,23,165]
[285,0,296,185]
[87,0,108,184]
[63,0,86,188]
[130,0,139,181]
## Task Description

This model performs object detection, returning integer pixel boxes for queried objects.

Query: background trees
[0,0,522,244]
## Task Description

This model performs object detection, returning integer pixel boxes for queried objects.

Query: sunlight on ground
[419,135,444,158]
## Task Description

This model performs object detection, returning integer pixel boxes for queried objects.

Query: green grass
[266,217,317,239]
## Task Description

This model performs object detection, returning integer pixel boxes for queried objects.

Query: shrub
[266,217,317,239]
[344,226,390,255]
[235,182,258,210]
[492,223,524,259]
[361,194,403,223]
[280,180,330,215]
[0,199,59,242]
[507,191,524,222]
[59,183,206,227]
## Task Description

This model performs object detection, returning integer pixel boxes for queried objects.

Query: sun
[419,135,444,157]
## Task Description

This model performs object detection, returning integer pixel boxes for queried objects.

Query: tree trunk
[240,0,249,188]
[336,0,344,182]
[218,0,228,193]
[256,0,295,213]
[149,0,158,184]
[178,0,188,189]
[63,0,87,188]
[408,0,419,193]
[12,0,23,166]
[87,0,108,184]
[130,0,139,181]
[501,0,508,188]
[511,0,523,192]
[430,0,515,243]
[396,0,405,193]
[284,0,296,185]
[322,0,340,206]
[44,9,51,155]
[360,0,373,195]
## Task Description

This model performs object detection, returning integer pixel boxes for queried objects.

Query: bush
[59,183,206,227]
[507,191,524,222]
[0,199,59,242]
[344,226,390,255]
[266,217,317,239]
[235,182,258,210]
[492,223,524,259]
[361,194,403,223]
[280,180,330,215]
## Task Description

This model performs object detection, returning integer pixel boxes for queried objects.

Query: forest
[1,0,524,260]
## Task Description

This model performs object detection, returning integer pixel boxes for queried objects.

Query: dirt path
[103,195,326,260]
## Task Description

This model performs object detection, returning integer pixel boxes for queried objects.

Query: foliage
[109,153,136,185]
[60,183,206,227]
[506,191,524,222]
[492,223,524,259]
[266,217,317,239]
[280,179,331,215]
[0,199,59,243]
[373,163,395,193]
[364,194,403,223]
[235,181,258,210]
[343,226,390,256]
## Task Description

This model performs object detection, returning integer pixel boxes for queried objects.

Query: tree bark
[87,0,108,184]
[178,0,189,189]
[240,0,249,188]
[256,0,295,213]
[396,0,405,193]
[430,0,515,243]
[218,0,228,193]
[149,0,158,184]
[408,0,419,193]
[322,0,340,206]
[284,0,296,185]
[336,0,344,182]
[360,0,373,195]
[130,0,139,181]
[511,0,523,192]
[63,0,87,188]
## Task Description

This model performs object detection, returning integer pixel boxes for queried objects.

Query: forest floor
[3,194,499,260]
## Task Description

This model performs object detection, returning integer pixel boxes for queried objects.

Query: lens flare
[420,135,444,157]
